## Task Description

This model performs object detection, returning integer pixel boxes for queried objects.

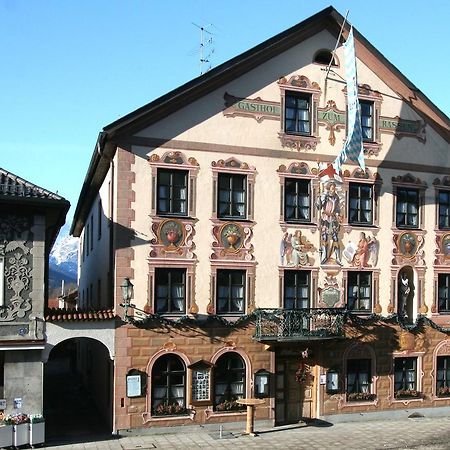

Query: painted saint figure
[280,232,293,265]
[291,230,310,266]
[398,271,411,319]
[316,181,342,265]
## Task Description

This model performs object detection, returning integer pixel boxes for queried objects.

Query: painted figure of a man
[316,181,342,265]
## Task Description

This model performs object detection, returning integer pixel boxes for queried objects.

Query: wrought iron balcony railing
[254,308,345,342]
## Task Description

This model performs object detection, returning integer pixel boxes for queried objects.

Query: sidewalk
[40,416,450,449]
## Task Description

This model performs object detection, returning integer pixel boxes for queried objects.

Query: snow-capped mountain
[49,223,78,292]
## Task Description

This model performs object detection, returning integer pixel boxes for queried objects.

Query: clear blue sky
[1,0,449,227]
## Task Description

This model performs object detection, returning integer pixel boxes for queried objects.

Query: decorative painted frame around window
[278,267,319,308]
[149,151,200,218]
[343,84,383,157]
[277,162,319,229]
[278,75,321,151]
[431,340,450,400]
[342,167,382,231]
[147,263,197,315]
[392,174,427,230]
[338,342,378,409]
[342,269,380,314]
[207,262,256,315]
[389,352,424,405]
[211,158,256,222]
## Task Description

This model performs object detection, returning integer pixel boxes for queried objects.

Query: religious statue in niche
[343,232,379,268]
[316,181,344,265]
[280,230,314,266]
[398,268,414,320]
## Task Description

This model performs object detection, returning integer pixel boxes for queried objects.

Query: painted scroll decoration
[392,231,425,266]
[317,100,346,146]
[150,218,196,259]
[211,222,254,261]
[318,275,344,308]
[223,92,281,122]
[0,214,33,322]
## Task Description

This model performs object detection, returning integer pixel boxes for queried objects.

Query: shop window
[436,356,450,397]
[151,354,187,416]
[394,357,417,396]
[284,270,310,309]
[155,268,186,314]
[438,274,450,313]
[347,271,372,312]
[348,183,373,225]
[214,353,245,411]
[285,92,311,135]
[346,359,372,397]
[217,173,247,219]
[396,188,419,229]
[284,178,311,223]
[216,270,245,315]
[157,169,188,216]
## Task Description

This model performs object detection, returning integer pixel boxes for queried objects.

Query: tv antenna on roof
[191,22,215,75]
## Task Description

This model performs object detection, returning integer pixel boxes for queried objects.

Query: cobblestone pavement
[39,416,450,450]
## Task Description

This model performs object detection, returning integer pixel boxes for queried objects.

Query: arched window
[151,354,186,415]
[313,50,336,66]
[214,353,245,411]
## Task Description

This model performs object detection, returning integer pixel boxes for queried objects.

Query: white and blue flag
[333,27,365,173]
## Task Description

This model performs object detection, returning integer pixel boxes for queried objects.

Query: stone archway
[44,337,113,443]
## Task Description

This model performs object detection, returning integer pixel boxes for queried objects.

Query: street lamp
[120,277,134,317]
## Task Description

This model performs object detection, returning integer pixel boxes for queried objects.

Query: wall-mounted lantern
[120,278,134,317]
[126,369,147,398]
[254,369,270,398]
[326,369,339,394]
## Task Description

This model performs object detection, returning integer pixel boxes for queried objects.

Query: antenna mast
[192,22,215,75]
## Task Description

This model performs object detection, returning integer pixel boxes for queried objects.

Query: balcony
[254,308,345,342]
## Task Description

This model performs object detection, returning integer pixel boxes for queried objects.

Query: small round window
[314,50,336,66]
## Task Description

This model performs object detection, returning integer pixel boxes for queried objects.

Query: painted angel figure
[351,232,378,268]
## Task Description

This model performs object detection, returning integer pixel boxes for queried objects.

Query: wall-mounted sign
[0,399,6,409]
[379,116,426,142]
[14,398,22,409]
[223,92,281,122]
[126,369,147,398]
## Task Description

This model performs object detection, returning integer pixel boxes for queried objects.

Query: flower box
[152,403,188,416]
[215,400,245,412]
[0,424,13,447]
[29,420,45,446]
[437,386,450,398]
[394,389,422,399]
[347,392,377,402]
[14,422,29,447]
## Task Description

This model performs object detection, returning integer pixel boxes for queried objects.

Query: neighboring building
[71,7,450,433]
[0,168,69,415]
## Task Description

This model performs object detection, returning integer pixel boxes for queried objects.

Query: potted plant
[29,414,45,446]
[153,402,187,416]
[347,392,377,402]
[215,399,244,412]
[437,386,450,397]
[5,413,30,447]
[0,418,13,448]
[394,389,422,399]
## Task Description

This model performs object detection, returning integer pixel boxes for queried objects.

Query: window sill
[143,411,195,423]
[278,132,319,152]
[205,409,246,420]
[280,220,317,229]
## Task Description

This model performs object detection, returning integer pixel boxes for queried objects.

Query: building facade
[71,7,450,432]
[0,168,69,416]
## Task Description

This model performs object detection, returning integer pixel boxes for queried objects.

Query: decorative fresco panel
[223,92,281,122]
[392,231,425,266]
[211,222,254,261]
[343,232,379,268]
[280,230,315,267]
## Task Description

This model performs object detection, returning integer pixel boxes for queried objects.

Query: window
[347,272,372,312]
[437,356,450,395]
[97,279,101,308]
[349,183,373,225]
[152,354,186,415]
[396,188,419,228]
[285,92,311,135]
[313,50,336,66]
[216,270,245,314]
[86,224,90,257]
[438,274,450,313]
[155,268,186,314]
[438,191,450,230]
[360,100,374,142]
[97,199,102,239]
[347,359,371,395]
[284,270,310,309]
[394,357,417,393]
[0,257,4,307]
[157,169,188,216]
[217,173,246,219]
[214,353,245,410]
[90,215,94,250]
[284,178,310,223]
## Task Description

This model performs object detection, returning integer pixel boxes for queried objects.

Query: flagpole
[325,9,349,81]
